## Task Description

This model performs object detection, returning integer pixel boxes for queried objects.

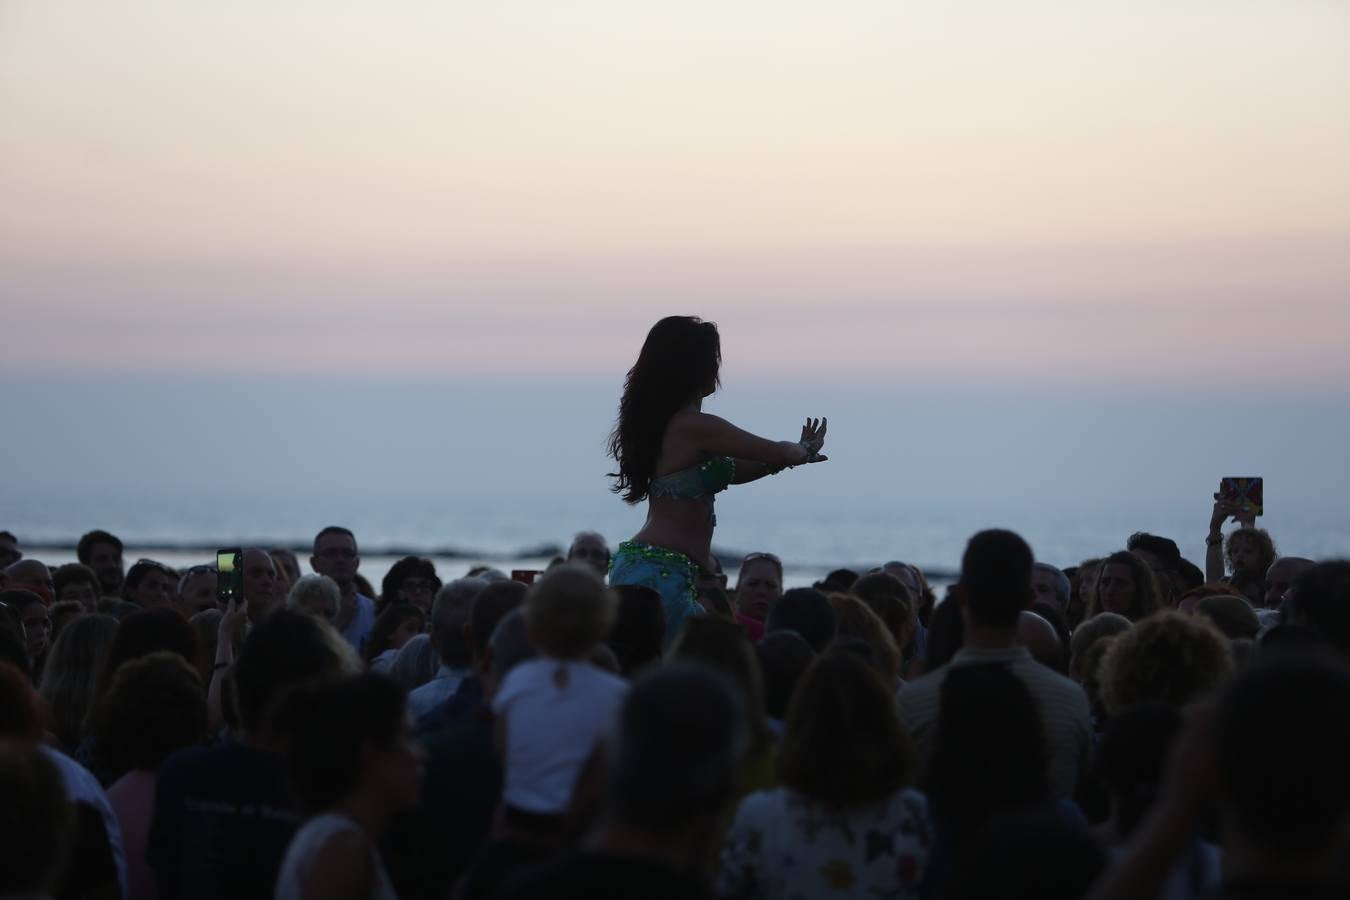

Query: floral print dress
[719,787,932,900]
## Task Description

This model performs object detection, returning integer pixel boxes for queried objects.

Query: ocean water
[5,374,1350,587]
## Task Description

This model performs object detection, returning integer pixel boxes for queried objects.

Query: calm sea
[6,374,1349,586]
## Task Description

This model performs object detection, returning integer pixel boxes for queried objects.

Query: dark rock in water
[515,542,563,560]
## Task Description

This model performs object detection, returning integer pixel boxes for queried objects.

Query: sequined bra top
[649,456,736,524]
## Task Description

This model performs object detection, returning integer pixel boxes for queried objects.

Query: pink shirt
[735,612,765,643]
[108,769,158,900]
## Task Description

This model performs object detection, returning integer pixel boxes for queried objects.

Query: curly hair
[1225,527,1277,578]
[1098,611,1234,716]
[608,316,721,504]
[92,651,206,779]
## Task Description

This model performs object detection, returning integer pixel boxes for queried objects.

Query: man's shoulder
[896,666,948,710]
[1011,657,1089,703]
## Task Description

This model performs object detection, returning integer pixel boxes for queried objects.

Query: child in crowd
[492,564,628,820]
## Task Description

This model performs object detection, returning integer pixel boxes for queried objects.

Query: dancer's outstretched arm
[678,413,827,470]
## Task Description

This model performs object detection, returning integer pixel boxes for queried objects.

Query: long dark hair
[608,316,721,504]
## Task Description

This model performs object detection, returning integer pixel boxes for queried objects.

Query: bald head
[242,547,281,622]
[567,531,611,577]
[3,560,53,602]
[1019,610,1064,671]
[1265,557,1315,609]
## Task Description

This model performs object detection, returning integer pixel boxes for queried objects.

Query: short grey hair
[388,633,441,691]
[1033,563,1072,610]
[431,577,489,667]
[286,574,341,619]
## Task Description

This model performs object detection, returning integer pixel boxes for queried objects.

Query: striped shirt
[895,646,1092,798]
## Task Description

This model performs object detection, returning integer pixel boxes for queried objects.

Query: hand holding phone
[217,547,243,608]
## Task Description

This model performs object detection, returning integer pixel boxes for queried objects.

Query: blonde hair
[525,563,617,658]
[1068,612,1132,681]
[828,593,902,682]
[286,574,341,620]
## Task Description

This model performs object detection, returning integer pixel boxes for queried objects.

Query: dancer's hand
[799,417,828,462]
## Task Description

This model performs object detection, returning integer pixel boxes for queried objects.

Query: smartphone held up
[217,547,243,608]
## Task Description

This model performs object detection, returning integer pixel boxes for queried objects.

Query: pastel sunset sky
[3,1,1348,383]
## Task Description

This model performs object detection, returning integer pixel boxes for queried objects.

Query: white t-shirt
[491,658,628,814]
[274,813,397,900]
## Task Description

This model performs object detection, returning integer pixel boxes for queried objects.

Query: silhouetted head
[932,662,1050,847]
[1284,561,1350,658]
[766,587,837,652]
[53,563,101,609]
[123,559,177,609]
[606,664,746,833]
[380,556,441,615]
[608,316,722,504]
[279,674,421,817]
[1096,702,1182,837]
[850,572,916,653]
[779,650,917,808]
[756,630,815,721]
[959,530,1034,631]
[1263,556,1315,609]
[1214,656,1350,859]
[77,530,124,594]
[607,584,665,677]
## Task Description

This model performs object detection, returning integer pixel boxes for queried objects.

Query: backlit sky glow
[3,1,1348,382]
